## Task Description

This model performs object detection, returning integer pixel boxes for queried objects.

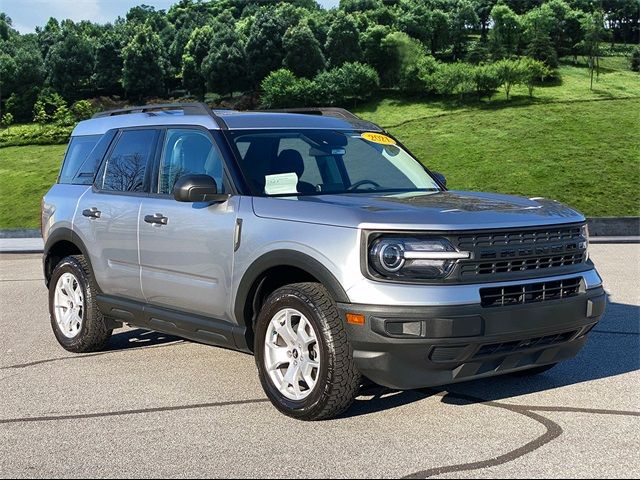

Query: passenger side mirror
[173,174,229,203]
[433,172,447,188]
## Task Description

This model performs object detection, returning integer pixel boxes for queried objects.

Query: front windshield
[225,129,441,196]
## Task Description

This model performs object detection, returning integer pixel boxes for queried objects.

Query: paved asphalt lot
[0,244,638,478]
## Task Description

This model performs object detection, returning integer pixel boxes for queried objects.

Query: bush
[399,54,439,95]
[631,47,640,72]
[494,59,522,100]
[71,100,96,121]
[260,69,321,108]
[1,113,14,130]
[333,62,379,106]
[0,123,73,147]
[472,64,501,99]
[518,57,551,97]
[32,90,67,124]
[434,62,475,98]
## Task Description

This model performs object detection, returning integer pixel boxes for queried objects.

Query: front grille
[474,330,578,358]
[453,224,587,279]
[463,252,585,276]
[480,277,582,308]
[456,225,582,249]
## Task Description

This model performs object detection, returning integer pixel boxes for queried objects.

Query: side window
[100,129,158,193]
[59,135,100,184]
[276,138,322,186]
[158,129,224,195]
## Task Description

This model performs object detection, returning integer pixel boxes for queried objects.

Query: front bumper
[338,283,606,390]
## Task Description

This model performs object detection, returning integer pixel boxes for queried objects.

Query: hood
[252,190,585,230]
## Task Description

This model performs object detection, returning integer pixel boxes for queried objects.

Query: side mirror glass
[433,171,447,188]
[173,174,228,203]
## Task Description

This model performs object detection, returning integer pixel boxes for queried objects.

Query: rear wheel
[255,283,361,421]
[49,255,112,353]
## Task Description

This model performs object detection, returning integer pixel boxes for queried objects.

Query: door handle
[144,213,168,225]
[82,207,101,219]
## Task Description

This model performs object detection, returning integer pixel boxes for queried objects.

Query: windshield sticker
[265,172,299,195]
[361,132,396,145]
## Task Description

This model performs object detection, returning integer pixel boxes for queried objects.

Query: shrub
[399,54,439,95]
[1,112,14,130]
[71,100,96,121]
[631,47,640,72]
[52,103,75,126]
[434,62,475,98]
[518,57,551,97]
[494,59,522,100]
[32,90,67,124]
[472,64,501,99]
[260,69,321,108]
[333,62,379,106]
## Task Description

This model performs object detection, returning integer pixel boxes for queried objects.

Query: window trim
[148,125,238,199]
[93,126,162,197]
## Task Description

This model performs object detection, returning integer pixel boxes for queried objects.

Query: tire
[511,363,558,376]
[255,282,361,421]
[48,255,112,353]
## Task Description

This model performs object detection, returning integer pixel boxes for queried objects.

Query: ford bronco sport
[42,103,606,420]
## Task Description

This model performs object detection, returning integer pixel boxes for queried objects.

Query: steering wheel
[347,179,381,191]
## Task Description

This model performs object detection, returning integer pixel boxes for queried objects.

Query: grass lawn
[384,97,640,217]
[0,59,638,229]
[0,144,66,229]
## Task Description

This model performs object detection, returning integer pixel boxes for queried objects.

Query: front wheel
[255,283,361,421]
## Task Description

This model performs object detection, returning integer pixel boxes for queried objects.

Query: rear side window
[99,129,158,193]
[59,135,100,184]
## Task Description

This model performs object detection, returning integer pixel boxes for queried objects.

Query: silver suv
[42,103,605,420]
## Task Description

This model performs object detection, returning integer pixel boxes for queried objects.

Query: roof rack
[264,107,361,120]
[92,102,227,129]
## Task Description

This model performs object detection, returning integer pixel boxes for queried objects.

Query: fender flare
[233,249,350,328]
[43,227,96,287]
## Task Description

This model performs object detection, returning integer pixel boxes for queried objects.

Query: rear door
[138,127,239,320]
[74,128,160,300]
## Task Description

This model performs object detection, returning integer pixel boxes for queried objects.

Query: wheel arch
[43,228,96,289]
[234,250,349,351]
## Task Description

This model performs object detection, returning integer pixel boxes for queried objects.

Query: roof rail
[264,107,361,120]
[92,102,228,129]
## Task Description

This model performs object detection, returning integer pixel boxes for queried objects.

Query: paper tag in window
[265,172,299,195]
[361,132,396,145]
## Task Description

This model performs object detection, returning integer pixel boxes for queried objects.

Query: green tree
[325,12,362,68]
[202,20,248,96]
[94,29,124,95]
[44,29,94,99]
[245,8,290,87]
[489,4,522,58]
[494,58,523,100]
[579,10,608,90]
[283,23,325,78]
[425,9,450,56]
[361,25,393,82]
[518,57,551,97]
[181,26,215,97]
[380,31,425,88]
[434,62,475,98]
[525,31,558,68]
[450,1,479,60]
[122,25,168,99]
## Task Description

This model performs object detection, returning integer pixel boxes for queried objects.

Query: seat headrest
[274,149,304,178]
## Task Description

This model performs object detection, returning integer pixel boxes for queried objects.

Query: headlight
[369,236,470,280]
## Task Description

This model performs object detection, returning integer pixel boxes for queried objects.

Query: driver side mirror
[173,174,229,203]
[433,171,447,188]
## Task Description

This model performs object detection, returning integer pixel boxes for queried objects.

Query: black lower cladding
[337,286,606,390]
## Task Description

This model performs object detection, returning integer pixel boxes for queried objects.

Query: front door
[138,127,238,320]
